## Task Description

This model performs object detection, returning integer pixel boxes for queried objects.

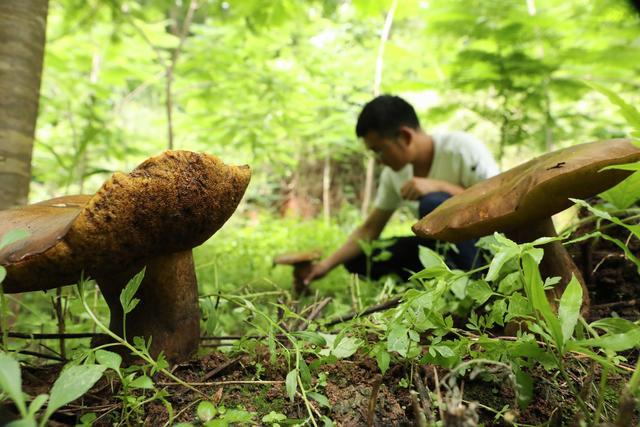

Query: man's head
[356,95,423,171]
[356,95,420,138]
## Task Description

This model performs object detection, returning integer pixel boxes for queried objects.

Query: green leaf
[585,81,640,132]
[558,276,583,343]
[27,394,49,416]
[307,391,331,408]
[44,365,106,421]
[576,328,640,352]
[600,170,640,209]
[285,369,297,402]
[6,419,37,427]
[486,248,518,282]
[375,348,391,374]
[0,352,27,416]
[197,401,218,422]
[262,411,287,423]
[220,408,254,423]
[95,350,122,372]
[291,331,326,346]
[129,375,154,389]
[333,337,362,359]
[387,326,410,357]
[298,357,312,388]
[521,254,564,352]
[467,280,493,304]
[120,268,145,314]
[514,368,533,409]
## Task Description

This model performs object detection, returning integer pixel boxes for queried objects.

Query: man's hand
[400,177,441,200]
[303,260,331,286]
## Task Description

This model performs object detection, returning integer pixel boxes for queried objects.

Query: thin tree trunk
[0,0,49,209]
[323,154,331,223]
[166,0,198,149]
[361,0,399,216]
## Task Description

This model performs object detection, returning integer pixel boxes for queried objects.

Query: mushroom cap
[1,151,251,292]
[412,139,640,242]
[274,250,322,266]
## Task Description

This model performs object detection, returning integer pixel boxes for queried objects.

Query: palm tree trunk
[0,0,49,209]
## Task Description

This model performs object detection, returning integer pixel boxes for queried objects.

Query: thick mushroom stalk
[413,139,640,314]
[0,151,251,362]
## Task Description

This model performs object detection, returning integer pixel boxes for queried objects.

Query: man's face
[363,131,409,171]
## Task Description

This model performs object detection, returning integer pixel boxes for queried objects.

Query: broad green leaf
[590,317,638,334]
[486,248,518,281]
[0,352,27,415]
[44,365,106,420]
[285,369,297,402]
[558,276,583,343]
[307,391,331,408]
[576,328,640,352]
[129,375,154,389]
[332,336,362,359]
[262,411,287,423]
[387,325,410,357]
[413,246,450,279]
[600,170,640,209]
[95,350,122,372]
[466,280,493,304]
[291,331,326,346]
[197,401,217,422]
[220,408,254,423]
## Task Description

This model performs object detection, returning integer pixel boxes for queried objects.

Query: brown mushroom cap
[412,139,640,242]
[274,250,322,266]
[0,150,251,293]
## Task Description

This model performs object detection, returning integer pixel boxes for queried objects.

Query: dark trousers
[344,192,479,281]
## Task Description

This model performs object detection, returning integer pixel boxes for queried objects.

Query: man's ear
[397,126,415,147]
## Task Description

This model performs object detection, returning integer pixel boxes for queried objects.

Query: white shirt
[373,131,499,217]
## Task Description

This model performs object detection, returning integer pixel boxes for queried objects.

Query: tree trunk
[0,0,49,209]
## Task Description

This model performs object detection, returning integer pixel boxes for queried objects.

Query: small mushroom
[274,250,321,296]
[0,151,251,362]
[412,139,640,312]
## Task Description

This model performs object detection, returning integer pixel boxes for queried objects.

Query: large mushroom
[412,139,640,312]
[0,151,251,362]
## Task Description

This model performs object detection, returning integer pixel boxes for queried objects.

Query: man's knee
[418,191,451,217]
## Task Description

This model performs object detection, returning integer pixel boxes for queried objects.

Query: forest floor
[4,214,640,426]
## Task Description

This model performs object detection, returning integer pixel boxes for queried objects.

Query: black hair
[355,95,421,138]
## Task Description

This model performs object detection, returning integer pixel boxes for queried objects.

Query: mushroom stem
[292,261,313,296]
[97,250,200,362]
[507,217,590,313]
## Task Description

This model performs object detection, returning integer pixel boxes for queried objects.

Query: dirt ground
[2,212,640,426]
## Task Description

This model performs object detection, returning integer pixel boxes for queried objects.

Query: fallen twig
[323,297,402,328]
[298,297,332,331]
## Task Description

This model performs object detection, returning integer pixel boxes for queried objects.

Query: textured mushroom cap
[1,151,251,292]
[412,139,640,242]
[274,250,321,266]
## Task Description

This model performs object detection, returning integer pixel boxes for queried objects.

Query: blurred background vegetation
[8,0,640,337]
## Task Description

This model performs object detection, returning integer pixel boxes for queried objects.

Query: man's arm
[304,208,394,285]
[400,177,465,200]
